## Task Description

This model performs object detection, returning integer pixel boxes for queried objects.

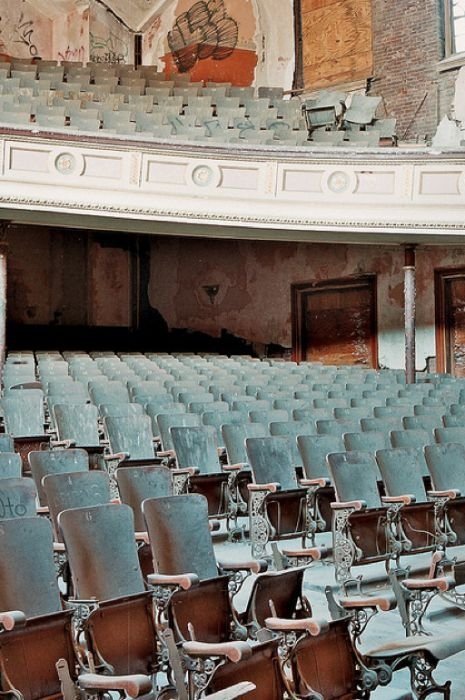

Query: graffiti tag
[90,31,128,64]
[58,45,86,63]
[0,497,27,519]
[168,0,238,73]
[14,12,39,57]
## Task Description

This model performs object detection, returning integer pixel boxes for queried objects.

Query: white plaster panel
[419,171,461,196]
[145,159,188,185]
[280,168,324,193]
[355,170,396,195]
[219,166,259,190]
[82,154,123,180]
[8,146,51,173]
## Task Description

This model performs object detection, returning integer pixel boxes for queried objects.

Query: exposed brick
[369,0,450,141]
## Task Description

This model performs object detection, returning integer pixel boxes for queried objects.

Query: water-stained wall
[148,236,465,369]
[0,2,53,60]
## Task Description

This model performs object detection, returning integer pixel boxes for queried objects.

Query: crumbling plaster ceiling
[25,0,176,32]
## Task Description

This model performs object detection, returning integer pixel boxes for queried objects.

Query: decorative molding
[0,133,464,238]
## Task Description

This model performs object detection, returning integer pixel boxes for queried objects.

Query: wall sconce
[202,284,220,305]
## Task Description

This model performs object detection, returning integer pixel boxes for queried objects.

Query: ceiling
[26,0,176,32]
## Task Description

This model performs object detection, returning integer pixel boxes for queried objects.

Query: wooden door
[436,270,465,377]
[293,277,377,366]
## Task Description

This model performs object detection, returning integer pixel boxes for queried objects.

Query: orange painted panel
[301,0,373,90]
[162,46,257,86]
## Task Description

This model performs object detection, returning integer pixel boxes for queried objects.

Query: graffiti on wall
[13,12,39,57]
[58,45,86,63]
[90,30,129,63]
[168,0,238,73]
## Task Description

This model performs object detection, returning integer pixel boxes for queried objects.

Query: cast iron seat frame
[141,493,325,699]
[0,515,155,700]
[245,435,320,559]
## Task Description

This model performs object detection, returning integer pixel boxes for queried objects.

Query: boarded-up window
[446,277,465,376]
[292,276,377,366]
[435,269,465,377]
[301,0,373,91]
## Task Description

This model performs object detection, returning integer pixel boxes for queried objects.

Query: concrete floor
[213,526,465,699]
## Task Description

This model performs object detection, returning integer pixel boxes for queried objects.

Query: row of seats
[3,350,465,697]
[0,57,396,147]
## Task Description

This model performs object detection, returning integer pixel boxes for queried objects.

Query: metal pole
[404,246,416,384]
[0,245,7,376]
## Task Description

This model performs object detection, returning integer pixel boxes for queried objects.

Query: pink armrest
[247,482,281,493]
[104,452,129,462]
[135,531,150,545]
[339,595,395,612]
[281,545,327,561]
[0,611,26,631]
[147,572,198,590]
[222,463,242,472]
[157,449,175,458]
[265,616,329,636]
[382,494,416,505]
[209,681,256,700]
[78,672,152,697]
[428,489,461,499]
[182,640,252,663]
[218,559,268,574]
[300,477,331,488]
[51,439,76,449]
[331,500,366,511]
[174,467,199,476]
[402,576,455,592]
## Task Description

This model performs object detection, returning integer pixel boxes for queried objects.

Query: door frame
[434,266,465,374]
[291,274,378,366]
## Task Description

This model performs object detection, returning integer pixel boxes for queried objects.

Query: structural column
[404,245,416,384]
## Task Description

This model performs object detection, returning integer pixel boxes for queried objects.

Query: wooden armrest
[104,452,129,462]
[247,482,281,493]
[53,542,66,553]
[222,463,242,472]
[300,477,331,488]
[37,505,49,515]
[157,449,175,458]
[428,489,461,499]
[78,672,152,697]
[402,576,455,592]
[331,500,366,511]
[135,531,149,545]
[209,681,256,700]
[229,462,249,471]
[265,616,329,636]
[147,572,198,590]
[0,610,27,631]
[218,559,268,575]
[382,494,416,505]
[182,640,252,663]
[339,595,395,612]
[174,467,199,476]
[281,545,327,561]
[51,439,75,448]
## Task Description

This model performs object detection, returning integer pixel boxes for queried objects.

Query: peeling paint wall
[89,1,132,64]
[160,0,257,85]
[0,1,53,59]
[142,0,295,89]
[53,8,89,64]
[148,236,465,369]
[6,226,130,329]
